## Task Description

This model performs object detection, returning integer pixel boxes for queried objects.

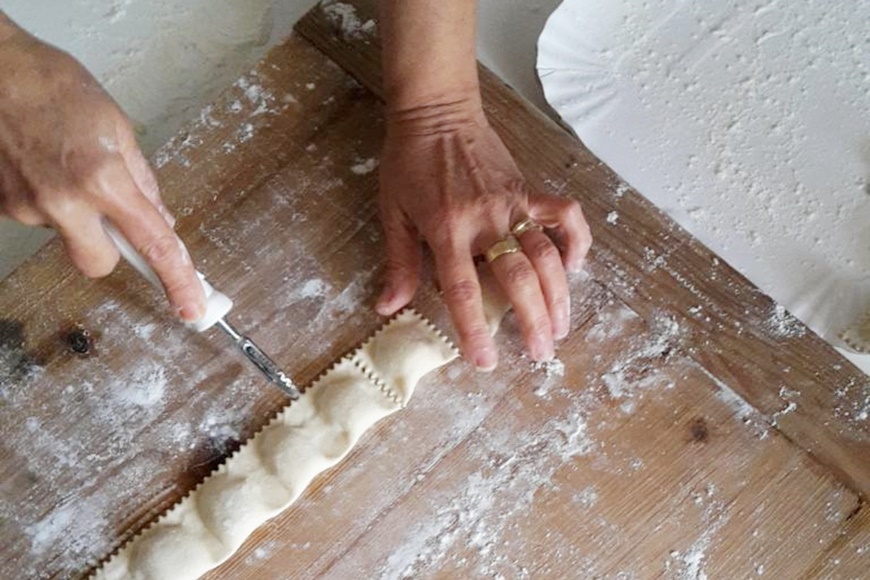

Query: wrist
[385,88,486,136]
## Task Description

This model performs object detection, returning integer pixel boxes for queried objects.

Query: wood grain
[0,1,866,578]
[296,0,870,499]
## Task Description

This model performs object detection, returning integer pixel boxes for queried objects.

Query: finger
[436,244,498,371]
[528,194,593,273]
[116,126,175,228]
[103,171,205,322]
[54,207,120,279]
[516,229,571,340]
[376,210,421,316]
[489,250,554,361]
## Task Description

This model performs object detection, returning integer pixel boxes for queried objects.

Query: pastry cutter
[103,222,300,399]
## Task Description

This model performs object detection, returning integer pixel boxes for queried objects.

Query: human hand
[0,16,204,321]
[375,96,592,370]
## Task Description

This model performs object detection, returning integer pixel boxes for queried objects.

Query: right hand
[0,15,204,321]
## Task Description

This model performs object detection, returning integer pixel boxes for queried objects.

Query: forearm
[379,0,480,115]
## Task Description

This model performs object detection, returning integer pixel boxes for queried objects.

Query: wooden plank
[295,0,870,498]
[0,3,866,579]
[805,506,870,579]
[0,35,396,579]
[206,292,859,579]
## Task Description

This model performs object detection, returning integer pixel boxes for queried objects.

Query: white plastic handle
[103,222,233,332]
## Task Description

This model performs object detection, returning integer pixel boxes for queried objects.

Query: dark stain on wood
[59,323,98,358]
[0,320,41,385]
[689,417,709,443]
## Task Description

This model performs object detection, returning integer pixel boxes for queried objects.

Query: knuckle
[38,191,79,220]
[528,238,560,262]
[528,313,553,337]
[504,177,531,198]
[141,234,181,266]
[384,256,414,277]
[551,295,571,313]
[459,323,492,345]
[504,261,537,286]
[78,158,119,192]
[443,278,479,305]
[563,200,585,222]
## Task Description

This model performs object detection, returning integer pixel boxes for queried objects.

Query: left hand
[375,98,592,371]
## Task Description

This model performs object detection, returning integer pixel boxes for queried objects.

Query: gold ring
[485,235,522,263]
[510,217,543,237]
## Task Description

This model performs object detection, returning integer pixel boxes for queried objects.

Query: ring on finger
[510,217,544,237]
[485,235,523,263]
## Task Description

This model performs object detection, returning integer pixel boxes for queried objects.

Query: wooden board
[0,1,867,578]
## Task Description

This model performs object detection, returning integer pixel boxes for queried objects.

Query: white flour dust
[2,294,271,577]
[664,485,731,580]
[322,0,377,40]
[377,392,598,579]
[350,157,379,175]
[601,312,680,413]
[530,357,566,399]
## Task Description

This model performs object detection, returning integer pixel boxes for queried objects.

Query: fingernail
[474,348,497,373]
[177,302,204,322]
[555,312,570,340]
[375,289,394,315]
[533,334,555,361]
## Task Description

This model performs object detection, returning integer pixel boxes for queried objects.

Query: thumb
[376,210,421,316]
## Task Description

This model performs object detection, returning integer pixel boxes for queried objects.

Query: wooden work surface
[1,1,868,578]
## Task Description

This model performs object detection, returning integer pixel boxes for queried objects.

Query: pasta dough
[94,288,509,579]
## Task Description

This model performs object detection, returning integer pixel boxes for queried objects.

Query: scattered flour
[573,486,599,508]
[322,0,377,40]
[531,358,566,399]
[770,386,799,427]
[833,378,870,426]
[586,302,640,343]
[378,404,596,579]
[601,312,680,409]
[766,303,806,339]
[350,157,379,175]
[665,485,731,580]
[109,362,168,408]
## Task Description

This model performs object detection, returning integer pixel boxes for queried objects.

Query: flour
[586,302,639,343]
[833,377,870,428]
[601,312,680,408]
[378,389,599,579]
[664,485,731,580]
[531,357,565,399]
[350,157,379,175]
[573,486,599,508]
[321,0,377,40]
[109,362,168,408]
[766,303,806,340]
